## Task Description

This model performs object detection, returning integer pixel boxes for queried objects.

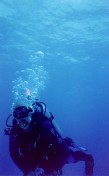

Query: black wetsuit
[9,103,69,175]
[9,102,94,175]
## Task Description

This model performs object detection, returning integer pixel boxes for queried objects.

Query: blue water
[0,0,109,175]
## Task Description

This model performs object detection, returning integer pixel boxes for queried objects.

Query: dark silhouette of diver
[5,100,94,176]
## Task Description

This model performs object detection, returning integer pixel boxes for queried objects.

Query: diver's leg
[71,150,94,176]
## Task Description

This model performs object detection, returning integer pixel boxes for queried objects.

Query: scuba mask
[13,106,32,119]
[13,106,33,130]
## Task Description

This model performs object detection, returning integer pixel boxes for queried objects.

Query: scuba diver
[4,100,94,176]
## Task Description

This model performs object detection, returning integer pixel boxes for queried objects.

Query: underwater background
[0,0,109,175]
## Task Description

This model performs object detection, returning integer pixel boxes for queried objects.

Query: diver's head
[13,106,33,131]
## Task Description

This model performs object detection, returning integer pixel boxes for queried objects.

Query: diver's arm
[9,129,31,175]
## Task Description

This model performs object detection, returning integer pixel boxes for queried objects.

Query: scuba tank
[32,101,62,137]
